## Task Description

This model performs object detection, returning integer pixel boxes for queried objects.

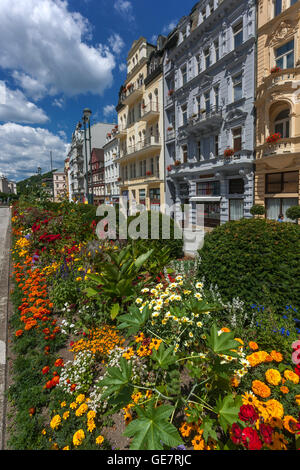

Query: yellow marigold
[70,402,77,409]
[246,351,270,367]
[265,368,282,386]
[87,410,96,420]
[283,370,299,384]
[270,350,283,363]
[75,403,88,417]
[50,414,61,430]
[76,394,86,403]
[62,446,70,450]
[265,399,284,419]
[295,395,300,406]
[73,429,85,447]
[60,401,66,408]
[63,411,70,420]
[87,419,96,433]
[252,380,271,398]
[283,415,298,434]
[96,435,104,445]
[280,386,289,394]
[248,341,259,350]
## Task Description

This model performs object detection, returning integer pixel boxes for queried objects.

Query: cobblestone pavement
[0,207,11,450]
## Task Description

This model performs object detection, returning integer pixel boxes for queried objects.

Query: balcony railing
[140,101,159,122]
[123,135,161,158]
[120,81,144,105]
[262,139,293,157]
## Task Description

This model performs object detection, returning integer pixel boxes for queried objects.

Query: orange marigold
[265,368,281,386]
[252,380,271,398]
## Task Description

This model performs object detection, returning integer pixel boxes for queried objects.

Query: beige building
[255,0,300,220]
[53,169,66,202]
[115,37,166,213]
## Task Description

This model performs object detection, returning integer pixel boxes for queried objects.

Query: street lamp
[82,108,93,204]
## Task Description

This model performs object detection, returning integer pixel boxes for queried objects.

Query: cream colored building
[115,37,166,213]
[53,169,66,202]
[255,0,300,220]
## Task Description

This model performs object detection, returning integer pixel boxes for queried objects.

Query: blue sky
[0,0,197,182]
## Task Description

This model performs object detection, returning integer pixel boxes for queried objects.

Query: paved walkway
[0,207,11,450]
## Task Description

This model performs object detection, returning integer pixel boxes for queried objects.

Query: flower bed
[7,200,300,450]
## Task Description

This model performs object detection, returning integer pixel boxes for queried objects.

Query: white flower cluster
[58,316,78,335]
[57,350,95,395]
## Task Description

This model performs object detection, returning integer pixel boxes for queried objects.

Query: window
[229,199,244,220]
[196,54,201,74]
[273,0,282,16]
[290,0,298,5]
[196,181,220,196]
[139,189,146,206]
[181,65,187,85]
[196,95,201,115]
[233,21,243,49]
[275,39,294,69]
[266,197,298,221]
[214,39,219,62]
[232,127,242,151]
[197,141,202,160]
[233,73,243,101]
[274,109,290,138]
[181,104,187,125]
[202,8,206,21]
[229,178,244,194]
[156,156,159,177]
[209,1,214,14]
[214,86,219,109]
[214,135,219,157]
[204,91,210,113]
[182,145,188,163]
[266,171,298,194]
[150,157,154,175]
[204,48,210,69]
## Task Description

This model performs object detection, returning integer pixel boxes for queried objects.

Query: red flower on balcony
[146,171,152,176]
[174,160,181,166]
[266,132,281,144]
[167,165,172,172]
[270,66,281,74]
[117,177,122,182]
[223,148,235,157]
[168,89,174,96]
[167,126,173,131]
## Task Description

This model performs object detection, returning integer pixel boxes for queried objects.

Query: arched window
[274,109,290,138]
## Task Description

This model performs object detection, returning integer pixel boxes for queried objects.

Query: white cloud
[0,122,69,181]
[52,97,65,109]
[114,0,134,21]
[119,63,127,72]
[103,104,116,117]
[0,81,49,124]
[108,33,125,55]
[162,20,178,35]
[0,0,116,98]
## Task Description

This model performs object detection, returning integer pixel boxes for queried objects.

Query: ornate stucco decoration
[267,20,298,47]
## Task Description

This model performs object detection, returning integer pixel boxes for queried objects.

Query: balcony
[186,106,223,135]
[165,92,175,108]
[140,102,160,123]
[115,128,127,139]
[166,128,175,142]
[120,81,144,106]
[262,139,293,157]
[257,68,300,101]
[122,136,161,160]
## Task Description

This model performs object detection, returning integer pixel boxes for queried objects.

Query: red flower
[241,427,262,450]
[259,423,273,445]
[70,383,77,391]
[238,405,259,424]
[42,366,50,375]
[54,358,64,367]
[29,407,36,416]
[231,423,243,445]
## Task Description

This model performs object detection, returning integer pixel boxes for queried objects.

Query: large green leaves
[123,400,183,450]
[100,358,133,412]
[206,324,240,356]
[214,395,242,432]
[117,304,151,336]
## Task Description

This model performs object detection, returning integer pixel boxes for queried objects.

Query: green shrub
[286,205,300,221]
[250,204,266,216]
[198,218,300,312]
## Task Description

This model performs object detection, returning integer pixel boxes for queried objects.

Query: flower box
[266,133,281,144]
[270,66,281,74]
[223,148,235,157]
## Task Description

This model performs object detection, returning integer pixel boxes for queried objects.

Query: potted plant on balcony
[168,89,174,96]
[270,66,281,74]
[266,132,281,144]
[146,171,152,176]
[174,160,181,167]
[167,126,173,131]
[117,177,122,182]
[167,165,173,172]
[223,147,234,158]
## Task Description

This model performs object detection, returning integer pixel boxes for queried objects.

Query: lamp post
[82,108,93,204]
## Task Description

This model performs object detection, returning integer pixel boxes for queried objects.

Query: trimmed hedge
[198,218,300,312]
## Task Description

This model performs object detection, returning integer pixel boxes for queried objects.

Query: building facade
[0,174,17,194]
[103,130,120,205]
[53,169,66,202]
[164,0,256,228]
[90,148,105,205]
[255,0,300,221]
[115,36,166,213]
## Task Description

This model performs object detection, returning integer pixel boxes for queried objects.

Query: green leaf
[83,286,99,298]
[151,343,177,370]
[214,395,242,432]
[110,303,120,320]
[117,305,151,336]
[123,401,183,450]
[100,358,132,400]
[134,249,154,270]
[200,417,218,441]
[206,324,240,356]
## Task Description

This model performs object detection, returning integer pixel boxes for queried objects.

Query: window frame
[275,39,294,70]
[232,73,243,102]
[233,20,243,49]
[265,171,299,194]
